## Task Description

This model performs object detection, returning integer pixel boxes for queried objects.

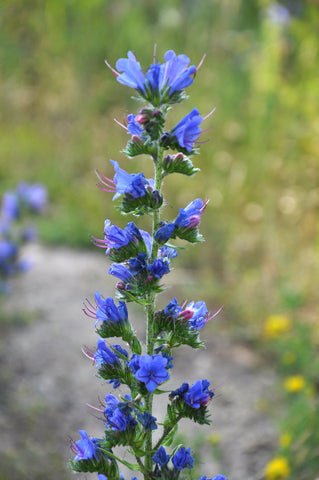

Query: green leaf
[162,424,178,447]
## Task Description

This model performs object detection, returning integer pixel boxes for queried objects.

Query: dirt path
[0,244,277,480]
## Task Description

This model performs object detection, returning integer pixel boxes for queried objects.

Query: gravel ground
[0,244,278,480]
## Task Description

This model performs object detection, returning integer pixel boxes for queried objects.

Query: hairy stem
[144,145,164,478]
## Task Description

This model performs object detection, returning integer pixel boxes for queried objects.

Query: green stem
[154,415,182,451]
[144,145,164,478]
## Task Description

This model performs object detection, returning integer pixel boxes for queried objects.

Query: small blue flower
[154,222,175,243]
[72,430,99,461]
[127,353,140,374]
[146,50,196,96]
[185,300,208,330]
[195,476,227,480]
[108,263,133,283]
[135,354,170,392]
[103,394,137,432]
[98,475,107,480]
[184,379,214,409]
[94,338,119,368]
[1,192,19,220]
[147,258,170,279]
[111,160,148,200]
[152,446,170,467]
[94,293,128,327]
[164,297,182,318]
[17,182,47,213]
[137,411,158,430]
[160,246,178,259]
[169,382,189,400]
[0,240,18,275]
[115,51,146,92]
[174,198,207,229]
[171,447,194,470]
[171,108,203,152]
[126,114,144,136]
[128,252,147,275]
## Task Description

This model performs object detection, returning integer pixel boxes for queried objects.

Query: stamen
[206,305,223,322]
[104,59,119,77]
[203,107,216,121]
[114,118,128,130]
[196,53,207,73]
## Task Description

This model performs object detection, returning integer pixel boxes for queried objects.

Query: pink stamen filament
[114,118,128,130]
[203,107,216,121]
[104,59,119,77]
[196,53,206,73]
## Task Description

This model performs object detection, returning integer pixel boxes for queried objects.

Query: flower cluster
[70,48,226,480]
[0,182,47,292]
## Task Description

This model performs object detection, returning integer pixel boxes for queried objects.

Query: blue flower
[17,182,47,213]
[92,220,146,256]
[169,382,189,400]
[135,354,170,392]
[174,198,207,229]
[171,108,203,152]
[0,240,18,275]
[160,246,178,259]
[98,475,108,480]
[147,258,170,279]
[164,297,182,318]
[72,430,99,461]
[1,192,19,220]
[195,477,227,480]
[184,300,208,329]
[115,51,146,92]
[108,263,133,283]
[110,160,149,200]
[152,446,170,467]
[146,50,196,96]
[127,353,140,374]
[126,114,144,136]
[171,447,194,470]
[94,338,120,368]
[154,222,175,243]
[94,292,128,327]
[103,394,137,432]
[184,379,214,408]
[128,252,147,275]
[137,411,158,430]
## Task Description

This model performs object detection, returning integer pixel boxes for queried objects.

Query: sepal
[163,153,200,177]
[173,226,204,243]
[166,397,211,425]
[122,136,156,158]
[97,321,142,354]
[154,309,204,349]
[118,188,163,215]
[70,448,119,477]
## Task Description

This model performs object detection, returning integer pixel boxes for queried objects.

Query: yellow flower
[264,315,292,339]
[264,456,291,479]
[208,433,221,445]
[284,375,306,392]
[279,433,292,448]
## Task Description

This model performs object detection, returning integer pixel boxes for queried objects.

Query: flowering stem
[144,144,164,476]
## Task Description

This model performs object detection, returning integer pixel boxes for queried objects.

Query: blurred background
[1,0,319,479]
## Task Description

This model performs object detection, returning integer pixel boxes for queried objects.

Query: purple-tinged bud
[177,309,194,321]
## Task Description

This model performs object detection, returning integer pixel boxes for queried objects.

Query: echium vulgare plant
[70,48,226,480]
